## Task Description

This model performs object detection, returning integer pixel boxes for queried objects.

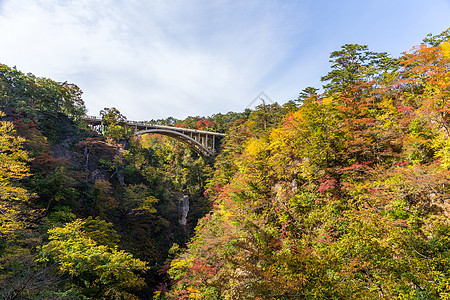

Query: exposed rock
[292,179,298,194]
[90,169,105,182]
[51,135,78,160]
[178,195,190,226]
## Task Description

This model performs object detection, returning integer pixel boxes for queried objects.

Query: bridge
[82,116,225,156]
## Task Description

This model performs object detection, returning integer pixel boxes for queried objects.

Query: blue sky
[0,0,449,120]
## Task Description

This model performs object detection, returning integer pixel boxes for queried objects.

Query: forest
[0,27,449,299]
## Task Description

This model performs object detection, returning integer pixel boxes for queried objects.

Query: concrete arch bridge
[83,116,225,156]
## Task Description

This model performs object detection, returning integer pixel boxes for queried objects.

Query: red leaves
[196,119,217,130]
[190,259,217,276]
[396,105,414,113]
[318,175,338,193]
[282,113,298,129]
[395,160,409,167]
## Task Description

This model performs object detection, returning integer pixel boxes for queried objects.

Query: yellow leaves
[441,40,450,59]
[168,256,195,281]
[244,137,268,159]
[171,256,194,271]
[0,113,32,238]
[186,286,203,299]
[432,132,450,169]
[0,121,29,180]
[375,97,398,129]
[38,219,149,295]
[322,96,334,105]
[217,202,235,221]
[140,195,158,213]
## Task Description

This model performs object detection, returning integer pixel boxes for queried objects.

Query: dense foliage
[167,30,450,299]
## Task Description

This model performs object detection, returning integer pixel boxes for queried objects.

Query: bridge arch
[82,116,224,156]
[133,129,214,156]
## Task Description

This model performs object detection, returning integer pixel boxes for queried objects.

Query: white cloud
[0,0,449,119]
[0,0,309,119]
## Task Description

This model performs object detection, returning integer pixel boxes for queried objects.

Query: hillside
[0,28,449,299]
[0,63,229,298]
[166,30,450,299]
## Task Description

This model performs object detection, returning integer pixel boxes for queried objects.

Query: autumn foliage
[167,30,450,299]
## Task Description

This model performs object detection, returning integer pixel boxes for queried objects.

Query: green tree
[37,219,149,299]
[423,27,450,46]
[321,44,399,95]
[0,64,86,118]
[100,107,131,141]
[123,183,158,214]
[296,86,319,106]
